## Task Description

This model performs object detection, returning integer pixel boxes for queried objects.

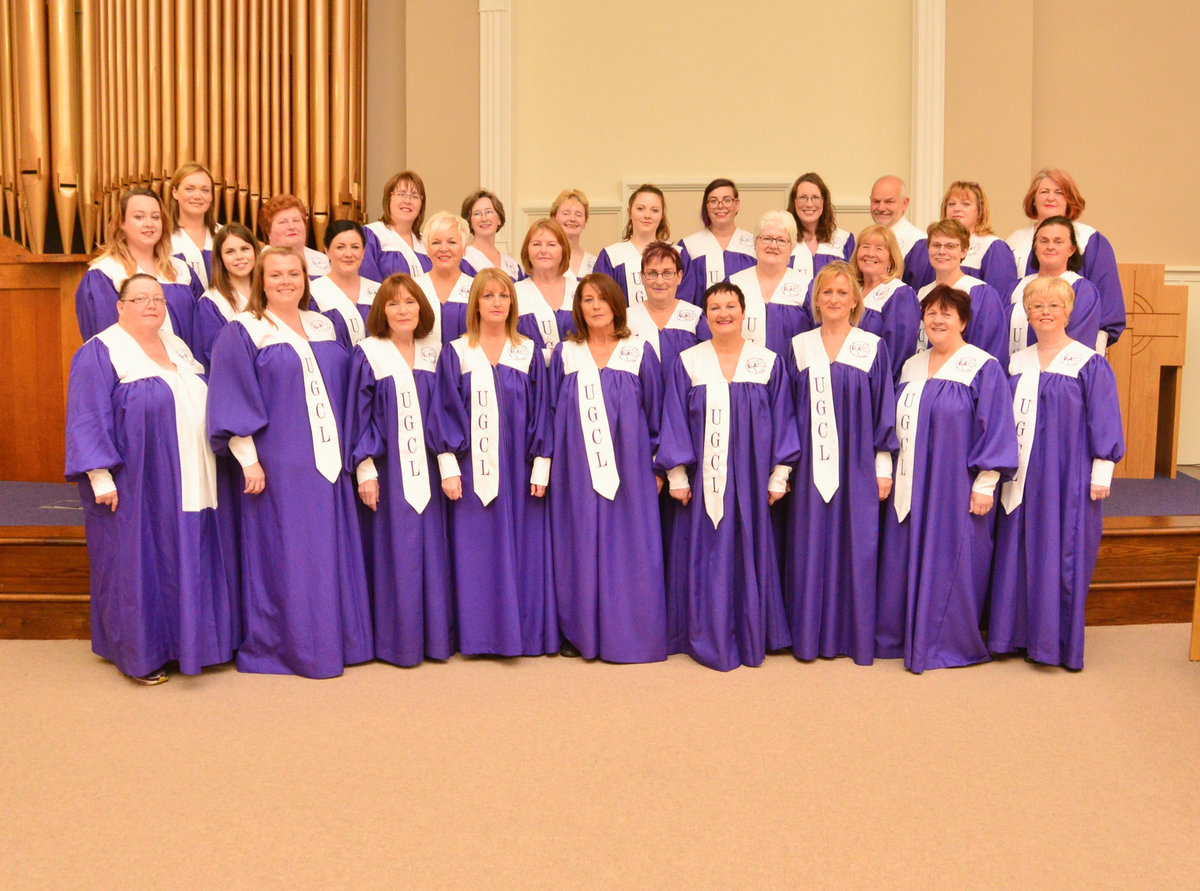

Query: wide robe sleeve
[966,283,1009,367]
[869,340,900,455]
[968,358,1019,480]
[1083,232,1125,343]
[653,353,697,479]
[883,286,921,380]
[75,269,119,342]
[768,354,801,469]
[1081,353,1125,466]
[637,344,664,457]
[205,321,269,456]
[676,241,703,306]
[192,297,230,371]
[1065,279,1102,353]
[591,249,618,286]
[980,240,1019,303]
[524,345,553,465]
[64,339,122,481]
[429,344,470,468]
[345,345,386,471]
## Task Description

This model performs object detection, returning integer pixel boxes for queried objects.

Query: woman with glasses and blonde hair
[67,274,236,686]
[676,178,756,304]
[939,180,1017,301]
[431,268,555,656]
[76,187,204,348]
[594,184,671,305]
[167,161,218,288]
[989,275,1123,669]
[362,170,433,282]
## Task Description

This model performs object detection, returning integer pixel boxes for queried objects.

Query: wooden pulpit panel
[1108,264,1187,480]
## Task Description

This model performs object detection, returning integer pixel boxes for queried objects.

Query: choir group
[64,163,1126,683]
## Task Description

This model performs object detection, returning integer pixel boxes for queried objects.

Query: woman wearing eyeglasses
[362,170,433,282]
[676,178,757,305]
[989,276,1123,669]
[67,274,236,685]
[786,172,854,285]
[1005,216,1101,357]
[460,189,523,281]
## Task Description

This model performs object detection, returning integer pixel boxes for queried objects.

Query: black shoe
[559,640,581,658]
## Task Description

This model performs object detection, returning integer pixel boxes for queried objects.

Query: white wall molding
[911,0,946,225]
[478,0,512,250]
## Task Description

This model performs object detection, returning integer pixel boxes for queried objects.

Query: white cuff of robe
[437,452,461,480]
[1096,331,1109,352]
[971,470,1001,497]
[768,464,791,494]
[229,434,259,468]
[85,468,116,496]
[667,465,689,491]
[1091,459,1115,487]
[875,451,893,479]
[530,456,551,487]
[355,458,378,485]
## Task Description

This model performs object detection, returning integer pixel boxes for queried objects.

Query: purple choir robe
[66,326,235,677]
[889,217,935,290]
[916,276,1008,366]
[193,288,247,370]
[989,342,1124,669]
[963,234,1018,303]
[1006,272,1102,357]
[207,310,373,677]
[548,338,667,663]
[362,222,432,283]
[876,344,1018,673]
[859,279,921,380]
[698,266,814,356]
[309,275,380,350]
[1007,222,1125,344]
[460,244,524,281]
[415,272,473,346]
[430,335,556,656]
[677,228,757,304]
[592,242,646,304]
[75,256,202,351]
[171,228,214,290]
[515,277,577,367]
[655,341,799,670]
[785,327,897,665]
[346,337,454,666]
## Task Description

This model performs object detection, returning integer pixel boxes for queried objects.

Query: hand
[767,489,785,506]
[877,477,892,502]
[1090,484,1111,501]
[656,475,664,495]
[442,476,462,501]
[969,491,994,516]
[530,484,546,498]
[95,489,118,512]
[358,479,379,511]
[670,487,691,506]
[243,462,266,495]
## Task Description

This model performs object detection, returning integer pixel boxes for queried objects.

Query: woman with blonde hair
[207,247,373,677]
[76,187,203,348]
[551,188,596,277]
[431,268,555,656]
[939,180,1017,300]
[594,184,671,305]
[415,210,475,344]
[515,218,577,365]
[168,161,218,288]
[850,224,920,379]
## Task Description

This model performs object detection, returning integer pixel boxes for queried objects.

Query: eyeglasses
[471,208,497,219]
[121,295,167,307]
[705,196,737,208]
[757,235,791,246]
[391,190,422,201]
[928,241,963,252]
[1029,302,1067,313]
[642,270,678,281]
[794,195,822,205]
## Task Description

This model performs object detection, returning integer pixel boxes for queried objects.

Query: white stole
[1000,340,1094,513]
[515,277,572,366]
[416,272,473,344]
[171,228,213,288]
[1008,271,1081,355]
[680,340,775,528]
[465,244,521,280]
[862,279,904,314]
[201,287,248,322]
[729,266,808,348]
[965,234,999,272]
[605,241,646,304]
[791,327,879,502]
[451,337,536,505]
[681,228,754,289]
[560,339,643,500]
[96,325,217,511]
[92,256,187,338]
[893,344,990,520]
[625,300,701,359]
[889,217,926,258]
[303,246,332,278]
[358,336,438,512]
[915,275,984,352]
[366,221,427,272]
[238,310,343,483]
[309,276,379,345]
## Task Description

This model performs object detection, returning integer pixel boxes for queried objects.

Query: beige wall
[364,0,406,218]
[511,0,913,250]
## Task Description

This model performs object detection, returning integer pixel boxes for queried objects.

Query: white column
[478,0,512,252]
[910,0,946,225]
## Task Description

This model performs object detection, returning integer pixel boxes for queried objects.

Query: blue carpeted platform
[2,473,1200,527]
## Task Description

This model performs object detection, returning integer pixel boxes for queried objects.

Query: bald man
[869,175,934,290]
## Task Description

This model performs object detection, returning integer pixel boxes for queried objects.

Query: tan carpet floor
[3,625,1200,889]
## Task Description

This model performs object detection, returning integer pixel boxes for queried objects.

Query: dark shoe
[130,669,168,686]
[559,640,581,658]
